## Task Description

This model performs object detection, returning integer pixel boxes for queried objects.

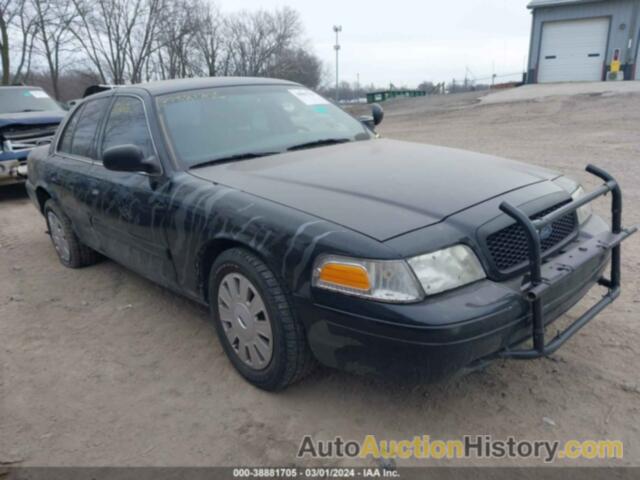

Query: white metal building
[527,0,640,83]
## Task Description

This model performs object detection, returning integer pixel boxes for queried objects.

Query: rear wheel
[209,248,315,390]
[44,199,101,268]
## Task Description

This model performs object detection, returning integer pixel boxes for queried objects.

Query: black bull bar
[497,164,637,359]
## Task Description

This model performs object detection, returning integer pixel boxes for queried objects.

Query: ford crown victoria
[26,78,636,390]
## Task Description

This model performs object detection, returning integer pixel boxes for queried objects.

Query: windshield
[0,88,62,114]
[156,85,372,168]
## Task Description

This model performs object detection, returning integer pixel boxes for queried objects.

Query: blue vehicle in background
[0,86,66,186]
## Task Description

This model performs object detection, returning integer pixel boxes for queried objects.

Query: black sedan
[25,77,636,390]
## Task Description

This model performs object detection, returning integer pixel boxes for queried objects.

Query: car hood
[190,139,559,241]
[0,110,66,129]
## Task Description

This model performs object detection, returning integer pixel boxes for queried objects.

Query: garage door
[538,18,609,83]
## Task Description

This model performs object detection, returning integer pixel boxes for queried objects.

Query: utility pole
[333,25,342,103]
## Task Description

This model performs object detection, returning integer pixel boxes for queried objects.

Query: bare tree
[0,0,15,84]
[226,7,302,77]
[69,0,163,84]
[23,67,100,101]
[151,3,319,84]
[268,47,322,89]
[194,1,228,77]
[69,0,118,83]
[1,0,36,85]
[126,0,164,83]
[31,0,77,99]
[9,1,322,94]
[153,0,201,80]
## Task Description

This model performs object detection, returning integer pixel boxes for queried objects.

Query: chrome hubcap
[218,273,273,370]
[47,211,70,262]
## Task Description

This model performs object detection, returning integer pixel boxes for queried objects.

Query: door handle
[91,188,99,196]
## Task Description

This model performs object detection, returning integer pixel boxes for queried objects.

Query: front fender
[166,173,399,303]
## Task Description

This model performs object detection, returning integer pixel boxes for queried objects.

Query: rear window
[59,98,110,158]
[58,105,84,154]
[0,88,62,114]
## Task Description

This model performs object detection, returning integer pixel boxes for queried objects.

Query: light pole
[333,25,342,103]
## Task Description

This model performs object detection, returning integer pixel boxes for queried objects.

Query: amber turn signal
[312,255,423,302]
[318,262,371,291]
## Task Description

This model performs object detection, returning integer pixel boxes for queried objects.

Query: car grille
[1,125,58,152]
[486,201,577,271]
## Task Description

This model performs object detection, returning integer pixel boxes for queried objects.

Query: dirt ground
[1,84,639,468]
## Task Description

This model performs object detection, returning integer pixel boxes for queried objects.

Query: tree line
[0,0,323,100]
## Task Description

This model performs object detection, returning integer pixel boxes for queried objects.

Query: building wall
[528,0,640,82]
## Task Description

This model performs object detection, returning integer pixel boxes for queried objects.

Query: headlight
[408,245,485,296]
[554,177,592,225]
[312,245,486,303]
[312,255,423,303]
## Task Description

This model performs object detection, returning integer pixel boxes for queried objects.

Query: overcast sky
[220,0,533,88]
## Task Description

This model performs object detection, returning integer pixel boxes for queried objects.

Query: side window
[69,98,110,158]
[102,96,154,161]
[58,104,84,154]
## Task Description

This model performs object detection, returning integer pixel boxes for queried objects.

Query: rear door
[85,95,177,288]
[538,18,609,83]
[49,97,111,247]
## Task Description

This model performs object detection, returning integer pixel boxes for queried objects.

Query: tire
[209,248,316,391]
[44,199,101,268]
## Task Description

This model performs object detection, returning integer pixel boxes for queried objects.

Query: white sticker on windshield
[289,88,329,106]
[29,90,49,98]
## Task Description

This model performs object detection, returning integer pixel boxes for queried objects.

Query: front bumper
[0,151,29,185]
[300,165,636,381]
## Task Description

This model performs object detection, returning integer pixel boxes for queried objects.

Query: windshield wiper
[287,138,351,151]
[189,151,279,170]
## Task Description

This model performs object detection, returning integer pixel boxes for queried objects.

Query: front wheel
[209,248,315,391]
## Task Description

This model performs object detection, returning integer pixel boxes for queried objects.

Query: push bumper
[498,164,636,358]
[301,165,636,381]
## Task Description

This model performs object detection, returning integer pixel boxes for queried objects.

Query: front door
[86,95,177,288]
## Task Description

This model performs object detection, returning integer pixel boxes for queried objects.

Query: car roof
[110,77,300,97]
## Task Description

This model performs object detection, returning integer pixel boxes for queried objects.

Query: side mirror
[371,103,384,126]
[358,103,385,132]
[103,144,160,174]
